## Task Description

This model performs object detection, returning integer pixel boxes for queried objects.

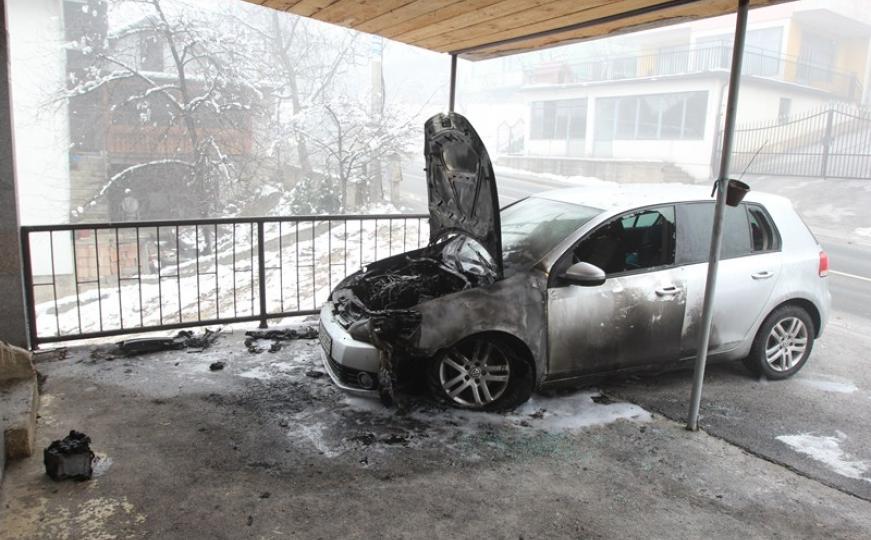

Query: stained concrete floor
[1,327,871,539]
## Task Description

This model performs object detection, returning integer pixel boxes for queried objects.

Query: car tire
[427,335,534,411]
[743,305,815,380]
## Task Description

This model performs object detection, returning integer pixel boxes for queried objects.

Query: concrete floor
[1,326,871,539]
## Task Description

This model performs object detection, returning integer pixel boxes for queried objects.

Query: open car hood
[424,112,503,279]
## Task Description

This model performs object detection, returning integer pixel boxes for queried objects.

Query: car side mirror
[561,262,606,286]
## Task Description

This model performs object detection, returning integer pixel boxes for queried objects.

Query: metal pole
[448,54,457,112]
[687,0,749,431]
[257,221,268,328]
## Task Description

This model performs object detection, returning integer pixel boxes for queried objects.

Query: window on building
[530,99,587,140]
[610,91,707,140]
[694,27,782,76]
[798,31,837,82]
[778,97,791,124]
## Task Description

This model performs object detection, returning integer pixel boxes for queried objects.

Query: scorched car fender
[411,270,549,387]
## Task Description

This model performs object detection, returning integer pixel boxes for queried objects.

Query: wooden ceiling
[247,0,787,60]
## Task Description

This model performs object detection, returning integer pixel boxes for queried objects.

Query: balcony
[523,44,863,102]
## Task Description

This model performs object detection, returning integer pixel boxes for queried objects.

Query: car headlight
[348,318,372,343]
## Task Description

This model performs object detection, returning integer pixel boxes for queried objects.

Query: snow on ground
[776,432,871,483]
[856,227,871,239]
[56,329,653,468]
[33,218,429,341]
[795,374,858,394]
[495,165,612,188]
[801,203,856,224]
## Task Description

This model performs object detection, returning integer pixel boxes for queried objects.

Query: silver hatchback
[319,112,831,410]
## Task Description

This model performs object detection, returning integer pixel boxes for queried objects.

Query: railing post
[821,106,834,179]
[19,229,39,349]
[257,221,267,328]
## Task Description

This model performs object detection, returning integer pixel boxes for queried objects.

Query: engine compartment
[348,257,470,311]
[330,235,497,330]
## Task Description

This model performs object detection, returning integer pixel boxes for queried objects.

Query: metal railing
[21,214,429,347]
[523,44,863,102]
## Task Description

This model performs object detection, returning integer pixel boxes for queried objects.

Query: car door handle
[655,285,680,296]
[751,271,774,280]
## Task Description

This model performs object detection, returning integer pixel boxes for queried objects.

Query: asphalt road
[604,311,871,501]
[399,162,871,320]
[820,237,871,320]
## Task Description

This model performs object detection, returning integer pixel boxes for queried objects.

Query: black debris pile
[244,325,318,354]
[209,361,225,371]
[116,328,221,356]
[44,431,95,481]
[591,393,615,405]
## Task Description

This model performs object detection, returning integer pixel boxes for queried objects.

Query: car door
[678,202,783,357]
[547,205,687,377]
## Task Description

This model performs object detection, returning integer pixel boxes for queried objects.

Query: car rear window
[677,202,752,264]
[747,205,781,252]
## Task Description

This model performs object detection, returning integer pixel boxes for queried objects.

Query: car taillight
[818,250,829,277]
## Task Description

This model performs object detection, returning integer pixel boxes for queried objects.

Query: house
[461,2,871,182]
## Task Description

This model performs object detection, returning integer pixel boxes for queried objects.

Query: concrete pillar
[0,2,29,348]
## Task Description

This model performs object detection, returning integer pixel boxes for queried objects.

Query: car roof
[532,182,790,212]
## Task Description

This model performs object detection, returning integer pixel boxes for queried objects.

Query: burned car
[319,112,830,411]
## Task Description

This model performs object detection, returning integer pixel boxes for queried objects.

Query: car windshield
[501,197,602,275]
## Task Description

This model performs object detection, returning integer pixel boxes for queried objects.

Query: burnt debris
[244,324,318,354]
[116,328,221,356]
[44,431,95,481]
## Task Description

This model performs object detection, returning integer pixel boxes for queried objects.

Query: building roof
[246,0,790,60]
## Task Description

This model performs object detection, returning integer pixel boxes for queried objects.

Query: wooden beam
[394,0,555,44]
[377,0,505,39]
[418,0,614,50]
[286,0,337,17]
[354,0,464,34]
[459,0,746,58]
[311,0,412,26]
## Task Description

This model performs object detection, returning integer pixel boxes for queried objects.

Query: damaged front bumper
[318,304,380,397]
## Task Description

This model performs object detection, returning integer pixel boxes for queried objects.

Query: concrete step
[0,342,39,485]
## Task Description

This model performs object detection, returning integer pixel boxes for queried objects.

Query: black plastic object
[44,431,95,481]
[726,179,750,207]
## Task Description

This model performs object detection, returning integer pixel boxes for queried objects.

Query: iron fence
[21,214,429,347]
[719,104,871,179]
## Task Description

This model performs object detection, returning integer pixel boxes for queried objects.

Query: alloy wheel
[438,339,510,407]
[765,316,809,372]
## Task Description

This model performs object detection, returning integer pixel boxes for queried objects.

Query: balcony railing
[523,44,863,102]
[21,214,429,346]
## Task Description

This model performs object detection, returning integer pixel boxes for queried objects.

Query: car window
[573,206,675,275]
[677,202,752,264]
[500,197,602,276]
[747,205,780,251]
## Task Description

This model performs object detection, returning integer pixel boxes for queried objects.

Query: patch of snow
[295,421,343,458]
[801,203,855,224]
[237,366,274,380]
[776,431,871,482]
[796,375,858,394]
[855,227,871,239]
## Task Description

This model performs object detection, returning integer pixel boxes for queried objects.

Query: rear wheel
[428,335,534,411]
[743,305,815,379]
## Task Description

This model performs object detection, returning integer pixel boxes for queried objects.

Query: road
[400,162,871,320]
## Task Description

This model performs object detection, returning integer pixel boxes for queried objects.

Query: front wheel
[428,335,534,411]
[743,305,815,379]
